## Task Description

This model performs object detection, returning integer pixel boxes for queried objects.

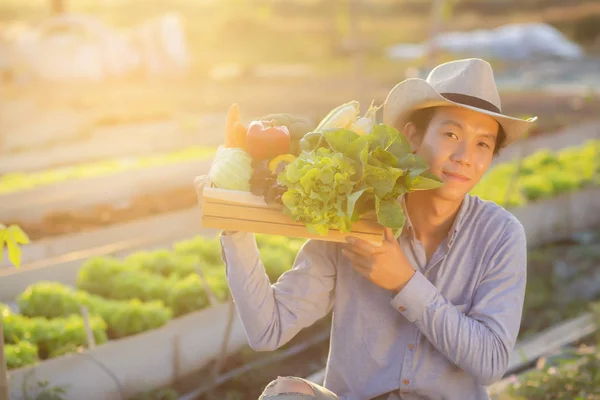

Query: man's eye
[444,132,458,139]
[478,142,491,149]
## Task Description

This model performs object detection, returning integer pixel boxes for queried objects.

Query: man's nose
[451,141,471,165]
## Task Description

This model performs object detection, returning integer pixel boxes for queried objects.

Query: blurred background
[0,1,599,400]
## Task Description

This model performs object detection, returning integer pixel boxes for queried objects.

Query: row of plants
[471,139,599,207]
[0,145,216,195]
[2,234,306,370]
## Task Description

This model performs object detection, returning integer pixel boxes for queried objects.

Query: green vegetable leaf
[406,170,444,191]
[364,164,404,198]
[347,188,369,218]
[376,197,406,231]
[386,133,413,160]
[323,128,370,163]
[323,128,360,153]
[371,147,398,166]
[397,153,428,172]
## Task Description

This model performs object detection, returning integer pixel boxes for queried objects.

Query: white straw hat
[383,58,538,147]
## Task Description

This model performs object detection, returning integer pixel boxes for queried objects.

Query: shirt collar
[400,194,471,245]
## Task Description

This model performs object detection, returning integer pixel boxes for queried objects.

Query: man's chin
[429,186,469,202]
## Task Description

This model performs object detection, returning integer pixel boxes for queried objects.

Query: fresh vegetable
[257,113,313,155]
[268,154,297,174]
[245,120,291,160]
[208,147,253,191]
[279,124,443,237]
[224,103,244,148]
[233,121,248,150]
[314,100,360,132]
[351,101,382,135]
[278,147,357,235]
[249,159,288,204]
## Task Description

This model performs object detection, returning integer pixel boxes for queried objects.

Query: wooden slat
[201,187,384,243]
[201,216,383,244]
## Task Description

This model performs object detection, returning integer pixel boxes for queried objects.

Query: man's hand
[342,228,415,292]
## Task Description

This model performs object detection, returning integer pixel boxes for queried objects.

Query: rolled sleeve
[390,271,437,323]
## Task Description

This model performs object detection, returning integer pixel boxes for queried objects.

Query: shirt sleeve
[220,232,338,351]
[390,219,527,385]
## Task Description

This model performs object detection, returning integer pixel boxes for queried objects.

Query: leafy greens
[277,124,443,238]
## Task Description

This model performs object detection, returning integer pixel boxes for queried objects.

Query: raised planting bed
[0,114,228,175]
[3,234,306,399]
[0,150,215,224]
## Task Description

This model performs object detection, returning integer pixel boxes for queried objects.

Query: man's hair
[404,107,506,155]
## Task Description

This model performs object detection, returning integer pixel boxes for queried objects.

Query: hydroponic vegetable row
[2,234,305,370]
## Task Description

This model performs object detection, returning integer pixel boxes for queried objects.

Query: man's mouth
[442,171,471,182]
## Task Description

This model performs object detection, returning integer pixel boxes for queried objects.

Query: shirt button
[398,306,406,312]
[408,343,414,350]
[403,379,410,385]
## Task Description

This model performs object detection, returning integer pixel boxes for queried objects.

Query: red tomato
[245,120,291,160]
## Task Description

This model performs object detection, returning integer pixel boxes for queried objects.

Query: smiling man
[195,58,537,400]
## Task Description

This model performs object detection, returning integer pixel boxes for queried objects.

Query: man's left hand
[342,228,416,292]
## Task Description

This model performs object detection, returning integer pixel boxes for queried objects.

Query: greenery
[2,234,304,369]
[0,223,30,267]
[507,347,600,400]
[471,139,599,207]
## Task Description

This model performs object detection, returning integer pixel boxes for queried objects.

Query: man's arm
[390,220,527,385]
[220,232,337,351]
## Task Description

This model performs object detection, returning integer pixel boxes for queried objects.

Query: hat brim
[383,78,538,147]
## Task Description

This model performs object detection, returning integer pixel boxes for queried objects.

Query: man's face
[405,106,500,202]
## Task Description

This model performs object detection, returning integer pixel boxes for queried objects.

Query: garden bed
[3,234,305,399]
[0,156,214,224]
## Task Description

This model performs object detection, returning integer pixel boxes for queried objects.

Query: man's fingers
[345,236,386,255]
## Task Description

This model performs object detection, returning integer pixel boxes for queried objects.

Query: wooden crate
[201,187,384,244]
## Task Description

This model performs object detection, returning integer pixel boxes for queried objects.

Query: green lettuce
[278,124,443,237]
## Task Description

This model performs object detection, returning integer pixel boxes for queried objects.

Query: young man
[195,58,537,400]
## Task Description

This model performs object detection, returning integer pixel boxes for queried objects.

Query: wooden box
[201,187,384,244]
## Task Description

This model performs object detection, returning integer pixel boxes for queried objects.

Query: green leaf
[7,225,29,245]
[386,133,413,160]
[323,128,360,153]
[397,153,428,172]
[323,128,371,163]
[347,188,369,218]
[6,236,22,268]
[371,147,398,166]
[376,197,406,231]
[406,170,444,191]
[364,164,404,198]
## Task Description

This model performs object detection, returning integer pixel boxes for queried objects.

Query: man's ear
[403,122,421,153]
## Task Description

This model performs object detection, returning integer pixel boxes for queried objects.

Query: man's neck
[404,191,464,242]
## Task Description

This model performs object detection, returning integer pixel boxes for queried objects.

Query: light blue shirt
[220,194,527,400]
